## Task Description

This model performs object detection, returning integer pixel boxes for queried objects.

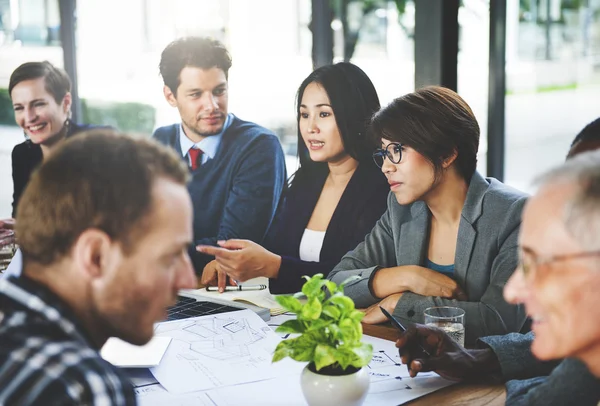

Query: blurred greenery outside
[0,88,156,135]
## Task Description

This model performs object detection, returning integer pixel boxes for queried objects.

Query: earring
[61,118,70,136]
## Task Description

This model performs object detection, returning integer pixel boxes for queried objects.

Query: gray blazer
[328,172,528,344]
[481,332,600,405]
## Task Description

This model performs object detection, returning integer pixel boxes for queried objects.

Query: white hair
[534,150,600,251]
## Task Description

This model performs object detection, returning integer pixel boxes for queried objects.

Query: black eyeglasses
[372,142,403,168]
[519,246,600,280]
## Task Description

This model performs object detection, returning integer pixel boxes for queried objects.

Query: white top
[298,229,326,262]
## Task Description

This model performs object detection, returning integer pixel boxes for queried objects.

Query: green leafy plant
[272,274,373,373]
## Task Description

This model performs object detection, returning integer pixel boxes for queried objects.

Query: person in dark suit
[8,61,100,216]
[198,62,389,294]
[395,118,600,406]
[1,61,101,248]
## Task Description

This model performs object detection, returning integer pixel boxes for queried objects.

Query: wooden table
[362,323,506,406]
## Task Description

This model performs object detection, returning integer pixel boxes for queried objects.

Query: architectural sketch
[150,310,285,394]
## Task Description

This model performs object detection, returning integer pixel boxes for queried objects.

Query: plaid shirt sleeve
[0,278,137,405]
[0,328,136,406]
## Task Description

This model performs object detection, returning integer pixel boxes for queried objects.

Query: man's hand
[197,239,282,281]
[0,222,16,249]
[396,324,501,381]
[362,293,402,324]
[0,218,15,230]
[200,260,235,293]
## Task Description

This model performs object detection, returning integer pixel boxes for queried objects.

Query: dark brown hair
[16,130,190,265]
[9,61,71,104]
[293,62,381,183]
[370,86,479,181]
[159,37,232,96]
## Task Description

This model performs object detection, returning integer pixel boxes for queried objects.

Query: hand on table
[396,324,500,381]
[200,260,237,293]
[197,239,281,282]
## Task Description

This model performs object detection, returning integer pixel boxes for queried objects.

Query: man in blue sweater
[153,37,287,273]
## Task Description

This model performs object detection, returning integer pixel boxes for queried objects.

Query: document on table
[137,324,454,405]
[100,336,171,368]
[192,277,286,315]
[362,335,455,406]
[150,309,302,394]
[135,384,217,406]
[203,334,455,406]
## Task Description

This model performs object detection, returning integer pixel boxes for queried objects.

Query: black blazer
[266,162,389,294]
[11,123,100,217]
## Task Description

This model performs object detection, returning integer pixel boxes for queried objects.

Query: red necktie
[189,147,203,170]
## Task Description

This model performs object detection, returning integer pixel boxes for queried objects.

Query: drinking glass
[424,306,465,347]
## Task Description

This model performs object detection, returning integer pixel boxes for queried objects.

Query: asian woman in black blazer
[198,62,390,294]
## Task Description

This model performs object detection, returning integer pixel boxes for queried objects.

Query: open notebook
[193,277,287,316]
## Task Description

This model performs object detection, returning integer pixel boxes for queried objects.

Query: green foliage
[0,88,14,125]
[81,99,155,134]
[0,88,155,134]
[272,274,373,373]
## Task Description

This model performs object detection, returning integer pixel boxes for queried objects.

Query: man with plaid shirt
[0,130,197,405]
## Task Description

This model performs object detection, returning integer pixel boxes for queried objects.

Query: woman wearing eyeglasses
[327,86,528,345]
[198,62,389,294]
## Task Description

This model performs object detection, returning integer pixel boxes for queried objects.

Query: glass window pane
[341,0,415,106]
[505,0,600,192]
[0,0,63,217]
[458,0,490,176]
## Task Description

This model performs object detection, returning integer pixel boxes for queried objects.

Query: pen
[379,306,431,357]
[206,284,267,292]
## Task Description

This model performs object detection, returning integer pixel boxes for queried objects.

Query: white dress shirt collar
[179,113,233,165]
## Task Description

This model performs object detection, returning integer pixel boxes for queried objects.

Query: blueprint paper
[207,374,306,406]
[150,309,298,394]
[199,333,454,406]
[361,335,455,405]
[141,310,453,404]
[135,384,217,406]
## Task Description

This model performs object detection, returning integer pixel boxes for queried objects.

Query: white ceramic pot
[300,363,370,406]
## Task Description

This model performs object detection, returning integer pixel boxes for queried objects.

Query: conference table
[362,323,506,406]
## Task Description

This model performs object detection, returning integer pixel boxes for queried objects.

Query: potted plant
[272,274,372,406]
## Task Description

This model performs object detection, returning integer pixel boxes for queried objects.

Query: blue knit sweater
[153,115,287,272]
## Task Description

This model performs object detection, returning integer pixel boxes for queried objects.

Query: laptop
[164,290,271,322]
